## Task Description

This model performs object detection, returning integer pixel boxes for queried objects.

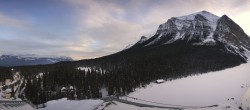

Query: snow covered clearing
[39,98,103,110]
[123,62,250,108]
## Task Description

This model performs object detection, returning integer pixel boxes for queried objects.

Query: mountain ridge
[0,54,73,67]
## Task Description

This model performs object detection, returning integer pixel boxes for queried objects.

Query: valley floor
[127,63,250,107]
[97,62,250,110]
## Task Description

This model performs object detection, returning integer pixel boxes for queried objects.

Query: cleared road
[101,96,218,110]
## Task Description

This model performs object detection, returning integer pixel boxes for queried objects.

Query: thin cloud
[0,12,29,28]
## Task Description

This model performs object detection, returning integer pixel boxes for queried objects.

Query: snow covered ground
[96,101,239,110]
[96,101,168,110]
[11,104,35,110]
[118,62,250,109]
[39,98,103,110]
[99,62,250,110]
[0,101,34,110]
[241,87,250,110]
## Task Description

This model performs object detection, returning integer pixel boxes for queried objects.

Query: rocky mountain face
[0,54,73,67]
[126,11,250,61]
[215,15,250,59]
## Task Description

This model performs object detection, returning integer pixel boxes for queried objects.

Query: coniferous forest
[0,41,246,105]
[0,67,12,84]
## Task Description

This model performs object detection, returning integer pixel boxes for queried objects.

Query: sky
[0,0,249,60]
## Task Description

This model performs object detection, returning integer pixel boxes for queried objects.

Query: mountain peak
[200,10,215,15]
[154,11,221,46]
[124,11,250,61]
[176,10,219,22]
[200,10,210,13]
[156,11,220,34]
[140,36,147,41]
[137,36,148,44]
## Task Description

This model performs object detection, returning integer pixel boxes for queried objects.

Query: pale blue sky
[0,0,249,60]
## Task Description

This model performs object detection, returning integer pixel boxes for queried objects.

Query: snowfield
[121,62,250,109]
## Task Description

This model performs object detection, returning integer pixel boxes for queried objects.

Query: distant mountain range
[0,54,73,67]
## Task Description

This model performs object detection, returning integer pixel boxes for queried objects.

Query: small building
[155,79,165,84]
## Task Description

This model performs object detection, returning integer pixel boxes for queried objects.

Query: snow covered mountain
[0,54,73,67]
[127,11,250,60]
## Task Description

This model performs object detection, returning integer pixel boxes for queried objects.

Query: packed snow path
[0,100,33,110]
[101,96,218,110]
[102,96,182,110]
[241,87,250,110]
